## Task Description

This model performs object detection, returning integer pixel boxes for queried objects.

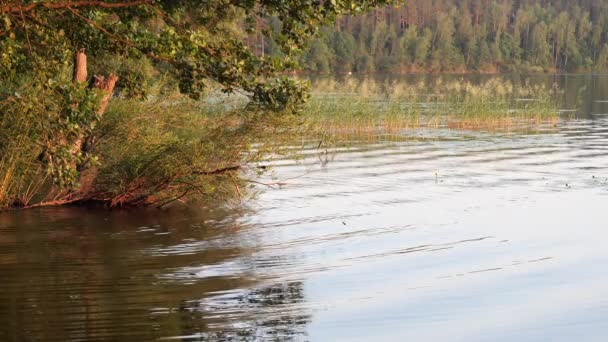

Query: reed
[303,77,561,136]
[0,90,297,210]
[0,84,51,208]
[0,76,563,209]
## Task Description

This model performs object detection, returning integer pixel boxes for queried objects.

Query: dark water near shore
[2,75,608,341]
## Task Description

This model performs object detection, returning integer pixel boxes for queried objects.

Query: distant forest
[249,0,608,74]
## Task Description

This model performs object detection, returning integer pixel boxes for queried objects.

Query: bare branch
[194,165,242,175]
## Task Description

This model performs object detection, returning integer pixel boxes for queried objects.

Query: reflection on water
[2,75,608,341]
[309,73,608,116]
[0,208,311,341]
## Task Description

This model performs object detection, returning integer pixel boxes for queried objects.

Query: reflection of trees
[175,281,310,341]
[310,74,608,119]
[250,282,310,340]
[0,207,310,341]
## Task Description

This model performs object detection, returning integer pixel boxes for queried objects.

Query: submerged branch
[19,196,86,209]
[194,165,242,175]
[193,165,270,176]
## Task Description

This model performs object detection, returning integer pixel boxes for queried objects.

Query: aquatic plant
[303,77,561,136]
[0,83,300,209]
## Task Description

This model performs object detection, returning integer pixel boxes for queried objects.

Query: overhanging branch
[1,0,154,14]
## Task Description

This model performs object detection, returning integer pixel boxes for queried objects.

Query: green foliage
[299,1,608,73]
[333,31,357,72]
[0,0,397,208]
[1,0,397,110]
[598,45,608,71]
[0,71,102,200]
[304,39,333,73]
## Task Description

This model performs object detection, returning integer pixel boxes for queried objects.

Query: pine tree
[298,0,608,73]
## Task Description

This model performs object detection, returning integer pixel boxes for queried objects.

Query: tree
[333,31,357,73]
[299,0,608,73]
[399,24,418,64]
[477,40,492,68]
[1,1,395,105]
[500,32,520,66]
[0,0,396,207]
[430,9,461,70]
[304,39,333,73]
[456,2,475,66]
[530,22,551,67]
[414,28,432,66]
[598,44,608,71]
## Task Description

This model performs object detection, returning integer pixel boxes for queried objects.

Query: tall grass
[0,75,564,209]
[0,82,53,208]
[0,87,298,210]
[62,96,299,208]
[304,77,561,136]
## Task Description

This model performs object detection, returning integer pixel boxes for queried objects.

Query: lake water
[2,75,608,341]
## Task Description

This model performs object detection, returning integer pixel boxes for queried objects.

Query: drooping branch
[1,1,154,14]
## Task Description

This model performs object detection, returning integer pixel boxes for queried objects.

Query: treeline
[287,0,608,74]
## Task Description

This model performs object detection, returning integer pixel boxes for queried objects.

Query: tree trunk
[71,49,118,192]
[72,49,118,116]
[73,49,88,83]
[93,74,119,116]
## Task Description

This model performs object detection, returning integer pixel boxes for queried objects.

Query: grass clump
[0,82,299,210]
[0,75,101,208]
[72,97,302,208]
[304,77,561,137]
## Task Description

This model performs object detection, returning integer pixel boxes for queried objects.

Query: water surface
[2,75,608,341]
